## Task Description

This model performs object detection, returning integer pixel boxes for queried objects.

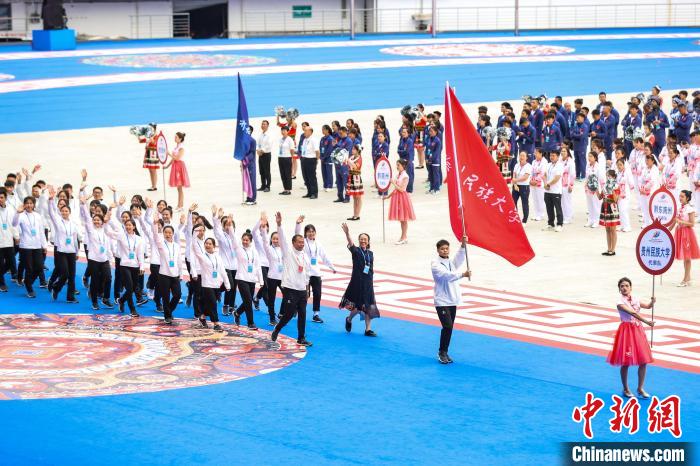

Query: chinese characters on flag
[443,84,535,267]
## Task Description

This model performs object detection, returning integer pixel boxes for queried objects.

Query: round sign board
[648,186,677,228]
[374,156,393,191]
[635,219,675,276]
[156,132,168,164]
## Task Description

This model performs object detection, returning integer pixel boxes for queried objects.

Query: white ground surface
[1,89,697,321]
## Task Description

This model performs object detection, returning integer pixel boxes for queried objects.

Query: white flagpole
[445,82,471,280]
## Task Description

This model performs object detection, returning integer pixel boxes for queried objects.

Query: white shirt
[106,218,146,270]
[212,217,237,271]
[191,247,230,290]
[137,215,160,266]
[513,162,532,186]
[639,165,660,195]
[257,130,273,153]
[80,205,112,263]
[544,160,564,194]
[231,232,263,284]
[304,238,336,277]
[262,229,285,281]
[253,222,270,268]
[0,204,18,248]
[530,158,548,188]
[278,136,295,158]
[278,223,310,291]
[301,137,319,158]
[48,200,81,254]
[153,225,185,279]
[12,210,47,249]
[431,247,466,307]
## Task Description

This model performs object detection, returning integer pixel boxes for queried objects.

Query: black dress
[339,245,380,319]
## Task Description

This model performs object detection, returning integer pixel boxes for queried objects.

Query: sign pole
[162,165,167,202]
[382,197,386,243]
[651,275,655,347]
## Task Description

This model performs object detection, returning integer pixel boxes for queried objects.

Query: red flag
[444,84,535,267]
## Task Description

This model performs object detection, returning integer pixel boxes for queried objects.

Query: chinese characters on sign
[635,222,675,276]
[572,392,682,439]
[648,188,677,227]
[461,170,521,224]
[374,156,393,192]
[156,132,168,164]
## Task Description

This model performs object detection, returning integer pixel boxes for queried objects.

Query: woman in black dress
[339,222,379,336]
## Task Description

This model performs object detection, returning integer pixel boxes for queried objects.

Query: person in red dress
[346,144,363,221]
[607,277,655,398]
[163,132,190,211]
[598,169,620,256]
[139,123,160,192]
[671,190,699,286]
[387,159,416,245]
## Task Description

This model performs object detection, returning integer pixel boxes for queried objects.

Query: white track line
[2,50,700,94]
[0,32,699,61]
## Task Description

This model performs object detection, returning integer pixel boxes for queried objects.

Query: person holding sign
[671,190,699,286]
[139,123,160,192]
[431,236,471,365]
[387,159,415,245]
[638,152,660,227]
[164,132,190,211]
[340,222,379,337]
[607,277,655,399]
[598,169,621,256]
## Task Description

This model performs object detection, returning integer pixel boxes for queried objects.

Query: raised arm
[275,212,290,256]
[341,222,354,248]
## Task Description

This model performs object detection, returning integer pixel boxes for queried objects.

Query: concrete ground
[1,89,697,321]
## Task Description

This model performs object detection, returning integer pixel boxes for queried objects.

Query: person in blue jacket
[541,114,562,160]
[397,126,415,193]
[516,117,536,161]
[589,109,608,157]
[645,98,669,155]
[675,102,693,144]
[550,103,569,138]
[334,126,352,203]
[319,125,335,191]
[621,104,642,156]
[425,125,443,194]
[570,112,590,179]
[601,103,617,159]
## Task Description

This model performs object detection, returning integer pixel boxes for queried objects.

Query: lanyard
[0,208,7,225]
[305,239,317,258]
[205,252,218,272]
[62,218,71,237]
[26,212,35,230]
[274,246,282,264]
[165,240,175,263]
[292,249,305,270]
[126,234,135,253]
[441,260,452,271]
[243,246,254,265]
[359,247,370,265]
[96,228,105,246]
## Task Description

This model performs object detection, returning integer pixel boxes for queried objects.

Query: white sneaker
[590,224,599,229]
[532,217,541,222]
[554,226,562,232]
[147,289,155,300]
[563,220,571,225]
[622,228,632,232]
[542,226,554,231]
[584,223,591,228]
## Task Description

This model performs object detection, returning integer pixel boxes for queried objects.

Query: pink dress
[388,171,415,222]
[674,204,700,260]
[168,143,190,188]
[606,295,653,366]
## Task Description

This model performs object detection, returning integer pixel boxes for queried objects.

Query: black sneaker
[156,306,164,314]
[116,297,125,313]
[47,282,54,293]
[213,324,224,332]
[446,354,454,364]
[333,199,344,203]
[364,330,377,337]
[297,339,313,347]
[438,352,449,364]
[17,279,24,287]
[234,311,241,326]
[66,298,79,304]
[345,317,352,332]
[82,276,89,289]
[51,289,59,301]
[39,282,48,289]
[91,303,99,311]
[269,319,278,326]
[252,297,260,310]
[312,314,324,323]
[0,285,7,292]
[198,318,208,329]
[101,299,115,308]
[164,318,173,325]
[248,324,258,331]
[27,291,36,298]
[130,311,140,318]
[136,297,148,306]
[271,328,279,342]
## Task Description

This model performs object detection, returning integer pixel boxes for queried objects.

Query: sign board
[635,219,675,276]
[156,131,168,164]
[648,186,677,228]
[374,156,393,191]
[292,5,312,18]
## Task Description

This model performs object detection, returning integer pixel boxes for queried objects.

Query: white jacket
[431,247,467,307]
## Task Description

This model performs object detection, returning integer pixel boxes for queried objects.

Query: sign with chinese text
[156,131,168,164]
[635,219,675,275]
[648,186,677,228]
[374,156,392,192]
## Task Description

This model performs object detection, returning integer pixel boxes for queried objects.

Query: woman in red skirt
[387,159,416,245]
[607,277,655,398]
[164,132,190,211]
[139,123,160,191]
[346,144,364,221]
[671,190,699,287]
[598,169,620,256]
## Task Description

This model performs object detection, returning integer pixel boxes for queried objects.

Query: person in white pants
[615,158,632,232]
[638,154,660,227]
[584,152,602,228]
[560,147,576,224]
[530,148,548,221]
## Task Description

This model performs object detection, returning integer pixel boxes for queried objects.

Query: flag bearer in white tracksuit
[431,236,471,365]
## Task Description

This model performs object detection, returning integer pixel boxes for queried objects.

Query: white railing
[238,3,700,37]
[130,13,190,40]
[0,16,43,40]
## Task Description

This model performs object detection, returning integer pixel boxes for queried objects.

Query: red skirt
[169,160,190,188]
[606,322,653,366]
[675,225,700,260]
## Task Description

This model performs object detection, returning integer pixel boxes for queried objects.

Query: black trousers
[255,265,269,301]
[119,266,140,313]
[158,274,182,320]
[88,259,111,304]
[436,306,457,353]
[20,248,44,293]
[114,257,122,298]
[511,185,530,223]
[53,251,76,298]
[274,287,308,340]
[223,269,237,308]
[185,259,202,317]
[301,158,318,196]
[267,277,282,318]
[544,192,563,227]
[308,275,322,313]
[83,244,91,280]
[0,246,15,286]
[48,245,59,288]
[148,264,162,306]
[16,244,24,282]
[200,287,220,323]
[259,152,271,189]
[236,280,256,326]
[278,157,293,191]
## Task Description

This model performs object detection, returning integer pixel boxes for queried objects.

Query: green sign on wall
[292,5,312,19]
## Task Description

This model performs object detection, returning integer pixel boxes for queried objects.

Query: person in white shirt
[105,212,147,317]
[511,151,532,223]
[261,220,288,326]
[212,211,238,317]
[278,126,296,195]
[529,148,548,221]
[252,218,271,314]
[271,212,313,347]
[638,153,660,227]
[543,151,564,232]
[191,234,230,332]
[560,147,576,224]
[0,188,18,292]
[47,186,82,303]
[300,126,320,199]
[431,236,471,364]
[227,211,263,330]
[615,158,633,233]
[303,222,337,323]
[662,147,683,203]
[80,197,114,310]
[584,152,602,228]
[257,120,273,192]
[151,214,188,324]
[12,195,47,298]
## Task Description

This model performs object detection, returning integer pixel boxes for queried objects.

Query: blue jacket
[589,118,607,142]
[570,121,589,152]
[319,135,334,161]
[516,124,536,154]
[398,135,415,162]
[556,110,569,138]
[645,110,669,146]
[541,124,562,152]
[601,114,616,148]
[530,109,544,143]
[675,113,692,143]
[372,141,389,160]
[372,130,390,149]
[621,113,642,131]
[425,134,442,165]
